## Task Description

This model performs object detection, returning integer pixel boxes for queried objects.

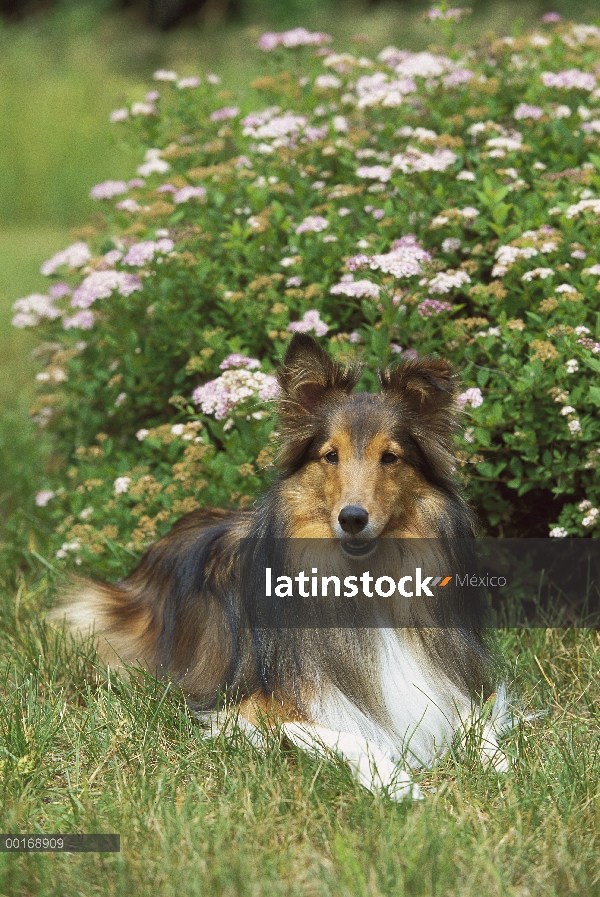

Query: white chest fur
[306,628,470,768]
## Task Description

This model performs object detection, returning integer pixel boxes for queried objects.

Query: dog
[54,333,510,800]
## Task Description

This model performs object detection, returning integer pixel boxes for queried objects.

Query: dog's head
[275,333,464,544]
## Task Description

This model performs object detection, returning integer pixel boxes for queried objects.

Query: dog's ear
[277,334,360,414]
[276,335,361,470]
[379,357,456,417]
[380,357,459,482]
[379,356,458,443]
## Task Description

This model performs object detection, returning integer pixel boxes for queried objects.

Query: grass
[0,598,599,895]
[1,1,600,893]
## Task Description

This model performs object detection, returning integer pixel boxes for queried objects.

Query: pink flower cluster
[173,186,207,204]
[457,387,484,409]
[122,238,174,266]
[369,235,432,279]
[295,215,328,235]
[418,298,453,317]
[426,7,467,22]
[345,254,370,272]
[257,29,332,51]
[210,107,240,121]
[177,76,201,89]
[541,69,596,90]
[514,104,544,120]
[288,310,329,337]
[71,271,143,308]
[90,180,129,200]
[193,369,279,420]
[63,310,95,330]
[219,354,261,370]
[577,338,600,353]
[442,69,473,88]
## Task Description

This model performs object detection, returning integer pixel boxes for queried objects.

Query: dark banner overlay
[238,539,600,629]
[1,834,120,852]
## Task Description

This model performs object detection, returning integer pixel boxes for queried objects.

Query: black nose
[338,505,369,536]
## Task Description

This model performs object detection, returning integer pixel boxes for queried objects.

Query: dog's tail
[49,508,261,706]
[50,576,156,670]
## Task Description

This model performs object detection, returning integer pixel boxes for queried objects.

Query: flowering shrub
[16,12,600,572]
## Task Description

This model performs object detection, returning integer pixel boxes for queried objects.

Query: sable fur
[53,334,499,745]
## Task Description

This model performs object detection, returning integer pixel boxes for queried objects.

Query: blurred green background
[0,0,597,535]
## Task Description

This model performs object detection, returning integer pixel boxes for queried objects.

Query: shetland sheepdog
[54,333,510,800]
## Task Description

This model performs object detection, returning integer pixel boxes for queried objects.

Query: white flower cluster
[556,396,581,436]
[578,500,599,527]
[521,267,555,281]
[442,238,462,253]
[330,276,380,299]
[56,540,82,561]
[356,164,394,182]
[137,148,170,178]
[391,146,457,173]
[485,132,523,157]
[353,71,417,109]
[549,527,569,538]
[426,269,471,294]
[40,241,91,276]
[492,245,539,277]
[113,476,132,495]
[396,126,438,142]
[565,197,600,218]
[12,293,62,328]
[431,207,479,227]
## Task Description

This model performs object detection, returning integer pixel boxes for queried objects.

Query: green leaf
[474,427,491,447]
[588,385,600,406]
[584,357,600,375]
[588,153,600,172]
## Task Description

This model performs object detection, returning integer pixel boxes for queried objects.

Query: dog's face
[276,334,461,544]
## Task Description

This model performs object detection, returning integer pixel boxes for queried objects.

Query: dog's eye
[324,451,338,464]
[381,452,399,466]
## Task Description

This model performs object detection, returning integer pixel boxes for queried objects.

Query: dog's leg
[280,722,422,801]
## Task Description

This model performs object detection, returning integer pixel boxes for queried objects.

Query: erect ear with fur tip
[276,335,362,469]
[379,357,459,482]
[277,333,361,415]
[378,356,457,425]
